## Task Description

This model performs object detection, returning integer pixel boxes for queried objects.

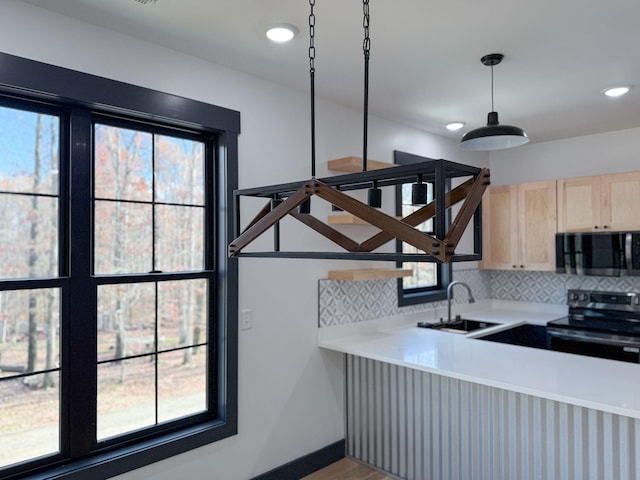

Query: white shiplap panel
[346,355,640,480]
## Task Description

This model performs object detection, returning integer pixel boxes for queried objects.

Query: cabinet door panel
[601,172,640,231]
[480,185,518,270]
[518,181,557,271]
[557,176,601,232]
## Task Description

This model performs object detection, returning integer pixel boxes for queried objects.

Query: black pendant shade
[459,53,529,151]
[459,111,529,151]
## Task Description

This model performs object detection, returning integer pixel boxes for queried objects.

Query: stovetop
[548,289,640,338]
[548,311,640,337]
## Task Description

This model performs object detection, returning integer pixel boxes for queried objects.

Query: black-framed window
[0,53,239,480]
[395,151,451,306]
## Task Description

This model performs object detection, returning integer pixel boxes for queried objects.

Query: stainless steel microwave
[555,231,640,276]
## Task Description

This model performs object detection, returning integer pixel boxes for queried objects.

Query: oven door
[556,232,627,276]
[547,328,640,363]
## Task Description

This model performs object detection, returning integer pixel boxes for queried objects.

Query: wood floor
[301,458,395,480]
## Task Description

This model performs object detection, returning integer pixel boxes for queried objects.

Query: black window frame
[394,150,451,306]
[0,52,239,480]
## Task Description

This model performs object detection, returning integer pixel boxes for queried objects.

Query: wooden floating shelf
[328,213,402,225]
[328,268,413,281]
[327,156,395,173]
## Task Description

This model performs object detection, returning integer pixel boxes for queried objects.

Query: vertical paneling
[346,355,640,480]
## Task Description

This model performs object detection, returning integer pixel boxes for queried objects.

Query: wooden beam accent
[359,178,474,252]
[313,180,447,256]
[328,268,413,281]
[289,211,364,252]
[327,156,395,173]
[229,183,312,256]
[443,168,491,259]
[240,201,272,234]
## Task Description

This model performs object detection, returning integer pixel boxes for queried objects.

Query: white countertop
[319,300,640,420]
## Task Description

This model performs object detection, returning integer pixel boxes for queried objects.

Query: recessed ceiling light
[603,86,631,97]
[266,24,298,43]
[446,122,465,131]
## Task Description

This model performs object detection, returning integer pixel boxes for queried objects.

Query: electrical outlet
[241,309,253,330]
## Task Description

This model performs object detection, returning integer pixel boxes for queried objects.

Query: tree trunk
[27,114,43,374]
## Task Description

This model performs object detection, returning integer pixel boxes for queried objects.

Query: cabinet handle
[594,226,599,229]
[603,225,609,229]
[520,265,525,268]
[512,265,517,268]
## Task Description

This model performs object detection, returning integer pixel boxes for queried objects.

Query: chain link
[362,0,370,58]
[309,0,316,73]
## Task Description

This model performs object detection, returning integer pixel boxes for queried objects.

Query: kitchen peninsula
[320,300,640,480]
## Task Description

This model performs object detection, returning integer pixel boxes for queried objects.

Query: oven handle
[626,232,633,272]
[548,328,640,348]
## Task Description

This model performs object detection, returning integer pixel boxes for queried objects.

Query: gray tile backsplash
[318,269,489,328]
[318,269,640,328]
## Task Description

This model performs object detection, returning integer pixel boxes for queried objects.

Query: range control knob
[569,292,579,301]
[580,294,589,301]
[635,297,640,305]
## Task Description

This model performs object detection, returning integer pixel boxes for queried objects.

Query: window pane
[94,124,152,202]
[0,194,58,279]
[155,205,204,272]
[401,182,436,290]
[155,136,204,205]
[94,200,152,274]
[98,283,156,362]
[158,349,207,423]
[0,374,60,468]
[0,289,60,377]
[157,280,207,352]
[97,358,155,440]
[0,106,59,196]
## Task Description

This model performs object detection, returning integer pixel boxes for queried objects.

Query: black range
[547,289,640,363]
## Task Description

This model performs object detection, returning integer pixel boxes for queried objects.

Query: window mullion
[63,108,98,457]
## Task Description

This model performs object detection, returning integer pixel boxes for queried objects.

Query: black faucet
[444,280,475,324]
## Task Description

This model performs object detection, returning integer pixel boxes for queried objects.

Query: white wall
[0,2,486,479]
[489,127,640,185]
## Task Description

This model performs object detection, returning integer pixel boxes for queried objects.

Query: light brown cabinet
[557,171,640,232]
[480,181,557,271]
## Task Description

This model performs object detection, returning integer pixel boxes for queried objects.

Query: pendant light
[459,53,529,151]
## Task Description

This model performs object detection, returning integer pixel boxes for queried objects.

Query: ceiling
[21,0,640,145]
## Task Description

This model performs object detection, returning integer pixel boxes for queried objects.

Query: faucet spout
[445,281,475,323]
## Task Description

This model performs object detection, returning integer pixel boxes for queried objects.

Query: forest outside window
[93,120,210,441]
[0,52,239,480]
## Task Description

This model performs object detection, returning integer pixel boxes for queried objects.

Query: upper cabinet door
[518,181,557,271]
[557,175,602,232]
[479,184,519,270]
[558,171,640,232]
[480,181,556,271]
[601,172,640,231]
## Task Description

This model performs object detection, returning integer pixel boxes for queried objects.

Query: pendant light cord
[362,0,370,172]
[490,62,495,112]
[309,0,316,177]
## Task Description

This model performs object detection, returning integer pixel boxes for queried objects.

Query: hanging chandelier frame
[229,159,490,262]
[228,0,491,262]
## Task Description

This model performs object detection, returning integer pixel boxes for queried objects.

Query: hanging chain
[309,0,316,177]
[362,0,371,172]
[309,0,316,75]
[363,0,371,60]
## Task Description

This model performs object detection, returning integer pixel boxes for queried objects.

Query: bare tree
[26,115,43,374]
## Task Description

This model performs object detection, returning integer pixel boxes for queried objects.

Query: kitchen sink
[417,317,499,333]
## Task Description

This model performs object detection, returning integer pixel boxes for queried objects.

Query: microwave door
[584,233,624,276]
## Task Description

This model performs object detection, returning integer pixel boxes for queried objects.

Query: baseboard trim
[250,439,345,480]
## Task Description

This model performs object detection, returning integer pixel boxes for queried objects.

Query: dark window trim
[0,52,239,480]
[394,150,450,306]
